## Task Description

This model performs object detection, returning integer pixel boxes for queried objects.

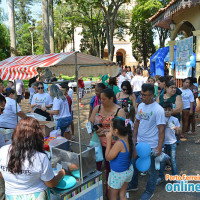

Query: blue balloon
[190,55,196,62]
[190,60,195,67]
[136,142,151,158]
[186,61,191,68]
[136,157,151,172]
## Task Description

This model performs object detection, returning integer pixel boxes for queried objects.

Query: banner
[175,36,193,79]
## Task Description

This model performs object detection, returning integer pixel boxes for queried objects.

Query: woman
[42,84,72,138]
[0,89,26,129]
[88,83,106,120]
[90,88,126,196]
[31,82,53,121]
[0,117,65,199]
[179,78,194,138]
[157,81,183,122]
[143,70,149,83]
[126,66,133,82]
[107,77,120,96]
[116,81,137,112]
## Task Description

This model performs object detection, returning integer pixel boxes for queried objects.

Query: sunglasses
[38,87,44,90]
[122,88,128,91]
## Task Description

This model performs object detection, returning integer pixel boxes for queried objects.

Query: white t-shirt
[53,97,71,119]
[118,75,128,90]
[31,93,53,110]
[126,72,133,81]
[164,116,180,145]
[58,79,64,82]
[0,97,22,129]
[179,88,194,109]
[131,76,144,92]
[15,79,24,95]
[68,88,73,111]
[0,144,54,195]
[136,102,165,148]
[143,77,148,83]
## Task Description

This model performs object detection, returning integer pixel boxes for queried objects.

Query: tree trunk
[7,0,16,56]
[42,0,50,54]
[49,0,54,53]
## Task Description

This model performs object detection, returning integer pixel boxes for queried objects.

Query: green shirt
[108,85,120,96]
[100,74,109,86]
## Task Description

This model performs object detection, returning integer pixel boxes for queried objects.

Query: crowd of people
[88,65,200,200]
[0,65,199,200]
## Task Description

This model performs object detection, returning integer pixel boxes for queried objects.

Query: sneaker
[140,172,147,176]
[127,186,138,192]
[156,177,165,185]
[140,191,154,200]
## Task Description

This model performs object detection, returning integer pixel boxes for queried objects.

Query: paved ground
[20,90,200,200]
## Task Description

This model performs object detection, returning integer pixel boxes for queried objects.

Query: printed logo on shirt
[35,97,47,103]
[138,109,153,120]
[0,165,32,175]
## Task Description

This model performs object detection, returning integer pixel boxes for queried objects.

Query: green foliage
[0,23,10,60]
[130,0,164,66]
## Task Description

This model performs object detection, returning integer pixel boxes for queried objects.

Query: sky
[0,0,161,46]
[0,0,41,26]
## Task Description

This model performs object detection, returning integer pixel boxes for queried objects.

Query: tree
[7,0,16,56]
[95,0,130,61]
[130,0,163,67]
[73,0,130,61]
[49,0,54,53]
[42,0,50,54]
[0,23,10,60]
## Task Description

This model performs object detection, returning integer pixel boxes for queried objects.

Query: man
[15,78,25,103]
[118,69,128,90]
[131,69,144,99]
[0,94,6,200]
[127,84,165,200]
[60,82,74,139]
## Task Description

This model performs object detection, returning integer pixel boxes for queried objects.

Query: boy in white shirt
[156,102,181,185]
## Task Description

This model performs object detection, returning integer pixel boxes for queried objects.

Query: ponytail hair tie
[125,119,129,127]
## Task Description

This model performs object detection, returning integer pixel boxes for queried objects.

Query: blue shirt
[110,140,132,172]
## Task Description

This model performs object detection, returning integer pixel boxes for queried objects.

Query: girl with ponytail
[105,117,137,200]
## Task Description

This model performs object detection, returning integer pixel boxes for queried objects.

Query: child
[156,101,181,185]
[78,75,85,107]
[105,117,137,200]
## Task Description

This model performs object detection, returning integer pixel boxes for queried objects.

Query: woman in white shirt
[143,70,149,83]
[42,85,72,138]
[31,82,53,121]
[0,89,26,129]
[126,66,133,82]
[0,117,65,199]
[179,78,194,138]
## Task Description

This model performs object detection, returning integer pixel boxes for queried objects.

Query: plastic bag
[89,132,104,162]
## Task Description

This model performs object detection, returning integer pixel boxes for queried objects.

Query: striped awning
[0,52,118,80]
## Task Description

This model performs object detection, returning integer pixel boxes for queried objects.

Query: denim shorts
[56,116,72,136]
[108,165,134,189]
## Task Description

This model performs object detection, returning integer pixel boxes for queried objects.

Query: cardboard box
[39,121,56,137]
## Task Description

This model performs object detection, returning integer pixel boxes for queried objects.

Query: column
[193,30,200,79]
[168,40,176,76]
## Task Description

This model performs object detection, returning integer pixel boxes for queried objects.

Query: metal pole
[75,51,83,183]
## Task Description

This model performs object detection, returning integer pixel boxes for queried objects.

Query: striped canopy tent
[0,51,119,80]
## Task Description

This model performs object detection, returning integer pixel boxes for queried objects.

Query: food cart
[0,51,119,199]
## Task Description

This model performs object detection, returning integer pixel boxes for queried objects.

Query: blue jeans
[56,116,72,136]
[128,153,158,194]
[159,142,178,179]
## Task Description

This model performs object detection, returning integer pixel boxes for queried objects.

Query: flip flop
[180,134,185,138]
